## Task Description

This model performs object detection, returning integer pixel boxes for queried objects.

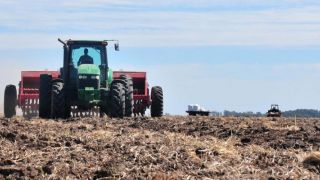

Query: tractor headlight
[79,75,87,79]
[91,75,100,80]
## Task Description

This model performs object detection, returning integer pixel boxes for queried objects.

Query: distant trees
[223,110,264,117]
[210,111,223,117]
[282,109,320,118]
[221,109,320,118]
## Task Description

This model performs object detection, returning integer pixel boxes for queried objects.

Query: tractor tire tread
[4,85,17,118]
[120,75,134,117]
[39,74,52,118]
[109,82,125,118]
[51,82,68,119]
[151,86,163,117]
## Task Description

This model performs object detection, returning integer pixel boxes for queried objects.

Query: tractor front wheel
[4,85,17,118]
[39,74,52,119]
[109,82,125,118]
[51,81,69,119]
[151,86,163,117]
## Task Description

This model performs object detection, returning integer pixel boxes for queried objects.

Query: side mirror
[115,42,120,51]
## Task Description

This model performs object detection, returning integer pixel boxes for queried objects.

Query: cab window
[71,46,102,67]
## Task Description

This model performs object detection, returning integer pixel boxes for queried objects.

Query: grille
[78,77,99,89]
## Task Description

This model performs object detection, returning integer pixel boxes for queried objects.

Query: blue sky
[1,0,320,115]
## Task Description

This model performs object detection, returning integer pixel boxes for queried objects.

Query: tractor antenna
[58,38,67,46]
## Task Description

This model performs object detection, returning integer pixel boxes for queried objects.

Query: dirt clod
[303,151,320,173]
[42,161,55,174]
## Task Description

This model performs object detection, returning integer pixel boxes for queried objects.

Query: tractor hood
[78,64,100,75]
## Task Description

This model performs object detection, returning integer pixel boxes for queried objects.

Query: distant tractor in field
[267,104,282,117]
[4,39,163,119]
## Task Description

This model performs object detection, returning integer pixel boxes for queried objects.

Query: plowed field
[0,116,320,179]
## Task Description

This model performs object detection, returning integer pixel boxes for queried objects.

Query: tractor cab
[58,40,119,108]
[38,39,125,118]
[267,104,282,117]
[61,40,118,89]
[270,104,279,111]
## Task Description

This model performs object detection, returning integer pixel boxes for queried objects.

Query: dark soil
[0,116,319,179]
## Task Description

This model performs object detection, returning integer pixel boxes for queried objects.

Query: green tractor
[38,39,162,119]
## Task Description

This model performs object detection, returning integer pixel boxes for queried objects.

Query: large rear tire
[151,86,163,117]
[39,74,52,119]
[51,81,69,119]
[4,85,17,118]
[120,75,133,117]
[109,82,125,118]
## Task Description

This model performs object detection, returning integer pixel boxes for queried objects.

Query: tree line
[215,109,320,118]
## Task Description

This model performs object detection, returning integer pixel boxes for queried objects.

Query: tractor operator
[78,48,93,66]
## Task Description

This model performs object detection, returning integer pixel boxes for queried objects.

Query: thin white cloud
[0,1,320,48]
[38,0,320,9]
